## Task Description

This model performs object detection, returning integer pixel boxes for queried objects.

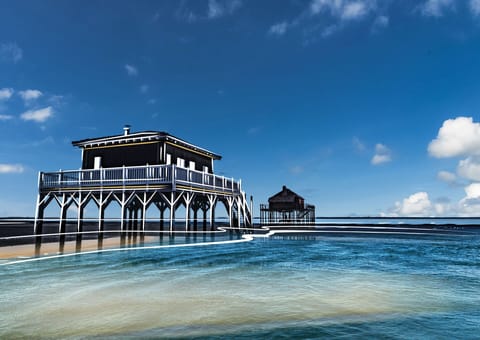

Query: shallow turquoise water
[1,233,479,338]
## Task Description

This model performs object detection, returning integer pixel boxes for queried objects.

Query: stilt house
[34,126,252,234]
[260,186,315,224]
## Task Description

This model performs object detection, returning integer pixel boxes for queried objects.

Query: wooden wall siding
[83,142,161,169]
[165,143,212,173]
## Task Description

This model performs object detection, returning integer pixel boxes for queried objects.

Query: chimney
[123,125,131,136]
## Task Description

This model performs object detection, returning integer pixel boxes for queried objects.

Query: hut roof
[72,129,221,160]
[268,185,304,204]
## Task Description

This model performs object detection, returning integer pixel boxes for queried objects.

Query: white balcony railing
[39,164,241,194]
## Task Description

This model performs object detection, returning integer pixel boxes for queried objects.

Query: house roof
[71,129,222,160]
[268,185,304,203]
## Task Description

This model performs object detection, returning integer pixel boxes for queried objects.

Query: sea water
[0,230,479,338]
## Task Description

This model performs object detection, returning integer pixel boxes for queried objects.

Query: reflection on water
[1,234,480,338]
[0,229,230,261]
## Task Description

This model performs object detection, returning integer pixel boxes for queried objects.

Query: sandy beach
[0,220,170,260]
[0,235,160,260]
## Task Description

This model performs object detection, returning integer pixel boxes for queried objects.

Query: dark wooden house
[34,126,252,236]
[260,186,315,224]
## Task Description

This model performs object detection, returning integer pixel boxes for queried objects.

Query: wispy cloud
[310,0,376,21]
[372,15,389,32]
[270,0,379,42]
[177,0,241,22]
[0,88,14,100]
[0,163,24,174]
[0,114,13,121]
[176,4,198,23]
[268,21,289,36]
[140,84,149,93]
[352,136,366,152]
[321,24,340,38]
[437,170,459,185]
[0,42,22,63]
[371,143,392,165]
[24,136,55,148]
[420,0,455,17]
[289,165,304,175]
[20,106,53,123]
[267,0,480,42]
[48,94,65,106]
[18,89,43,104]
[470,0,480,16]
[207,0,242,19]
[125,64,138,76]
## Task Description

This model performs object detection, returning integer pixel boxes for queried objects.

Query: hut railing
[39,164,241,194]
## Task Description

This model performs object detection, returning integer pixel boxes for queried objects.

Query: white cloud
[124,64,138,76]
[310,0,341,15]
[341,1,369,20]
[208,0,224,19]
[20,106,53,123]
[389,183,480,217]
[420,0,455,17]
[437,170,457,183]
[428,117,480,158]
[18,89,43,103]
[0,164,24,174]
[310,0,376,21]
[470,0,480,16]
[433,200,452,215]
[0,88,14,100]
[464,182,480,198]
[0,42,23,63]
[207,0,242,19]
[457,157,480,181]
[371,154,390,165]
[371,143,392,165]
[394,192,432,216]
[269,21,289,36]
[0,114,13,120]
[458,182,480,215]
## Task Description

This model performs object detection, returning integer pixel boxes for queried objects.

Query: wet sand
[0,219,168,260]
[0,235,159,260]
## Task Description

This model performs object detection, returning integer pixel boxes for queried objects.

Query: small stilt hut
[260,186,315,225]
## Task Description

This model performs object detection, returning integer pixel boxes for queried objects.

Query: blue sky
[2,0,480,217]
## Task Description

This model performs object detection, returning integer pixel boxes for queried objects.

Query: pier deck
[35,164,251,235]
[40,164,241,196]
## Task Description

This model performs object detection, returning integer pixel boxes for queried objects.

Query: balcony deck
[39,164,242,196]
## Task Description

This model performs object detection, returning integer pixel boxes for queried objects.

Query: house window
[94,156,102,169]
[166,153,171,165]
[189,161,196,171]
[177,157,185,168]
